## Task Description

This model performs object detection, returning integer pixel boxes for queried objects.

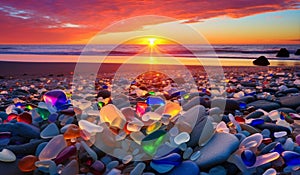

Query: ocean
[0,44,299,65]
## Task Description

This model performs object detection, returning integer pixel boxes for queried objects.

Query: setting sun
[148,38,156,47]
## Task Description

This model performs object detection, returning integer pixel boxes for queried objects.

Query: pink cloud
[0,0,298,43]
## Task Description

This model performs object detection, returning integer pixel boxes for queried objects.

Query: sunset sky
[0,0,299,44]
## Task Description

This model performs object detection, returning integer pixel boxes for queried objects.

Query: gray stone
[195,133,239,168]
[279,95,300,109]
[247,100,280,112]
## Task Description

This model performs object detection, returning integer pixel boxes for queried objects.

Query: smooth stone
[81,141,98,161]
[130,162,145,175]
[0,149,16,162]
[48,113,58,122]
[253,56,270,66]
[240,124,260,134]
[195,133,239,168]
[274,131,287,138]
[63,124,80,139]
[255,123,291,135]
[282,151,300,166]
[90,160,106,175]
[54,145,77,164]
[211,98,240,113]
[216,121,229,133]
[154,144,179,158]
[17,112,32,124]
[152,153,181,165]
[1,122,40,139]
[261,129,271,138]
[43,89,68,109]
[249,119,264,126]
[106,161,119,171]
[260,142,278,154]
[262,168,277,175]
[238,96,256,104]
[167,161,200,175]
[97,89,111,99]
[245,111,264,119]
[239,133,263,150]
[174,132,190,145]
[283,138,295,151]
[247,100,280,112]
[35,160,57,175]
[163,101,181,118]
[141,130,167,156]
[18,155,38,172]
[36,142,48,156]
[107,168,121,175]
[99,104,126,129]
[61,159,78,175]
[279,96,300,109]
[146,96,165,106]
[183,96,211,110]
[78,120,103,133]
[208,165,227,175]
[40,123,59,139]
[39,135,67,160]
[208,107,222,116]
[183,147,193,159]
[150,161,174,174]
[241,149,256,166]
[190,150,201,161]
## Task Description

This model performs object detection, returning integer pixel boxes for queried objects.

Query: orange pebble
[64,124,81,139]
[18,155,38,172]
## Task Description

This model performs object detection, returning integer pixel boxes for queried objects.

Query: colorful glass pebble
[54,145,77,164]
[39,135,67,160]
[90,160,106,175]
[36,108,50,120]
[174,132,190,145]
[146,96,165,106]
[17,112,32,124]
[64,124,81,139]
[152,153,182,165]
[99,104,126,129]
[18,155,38,172]
[146,121,162,134]
[141,130,167,156]
[0,132,11,145]
[43,89,68,110]
[136,102,148,117]
[281,151,300,166]
[249,119,264,126]
[163,102,181,118]
[239,102,247,110]
[40,123,59,139]
[241,149,256,166]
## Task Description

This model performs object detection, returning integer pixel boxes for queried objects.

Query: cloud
[0,0,299,43]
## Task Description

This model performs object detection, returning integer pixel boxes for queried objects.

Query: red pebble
[17,112,32,124]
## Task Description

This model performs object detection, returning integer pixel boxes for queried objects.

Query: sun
[148,38,156,47]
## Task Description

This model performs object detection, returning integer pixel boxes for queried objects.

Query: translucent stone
[263,168,277,175]
[17,112,32,124]
[274,131,287,138]
[248,119,264,126]
[130,131,145,145]
[190,151,201,161]
[122,155,133,164]
[40,123,59,139]
[61,159,78,175]
[130,162,146,175]
[63,124,81,139]
[152,153,181,165]
[106,160,119,171]
[239,133,263,150]
[141,130,167,156]
[282,151,300,166]
[54,145,77,164]
[39,135,67,161]
[99,104,126,129]
[136,102,148,116]
[78,120,103,133]
[216,121,229,133]
[18,155,38,172]
[90,160,105,175]
[183,147,193,159]
[142,112,162,121]
[0,148,16,162]
[81,141,98,161]
[107,168,121,175]
[43,89,68,110]
[35,160,57,175]
[127,118,144,132]
[146,121,162,134]
[174,132,190,145]
[36,108,50,120]
[146,96,165,106]
[241,150,256,166]
[283,138,295,151]
[169,127,179,137]
[251,152,279,167]
[115,131,127,141]
[163,102,181,118]
[268,110,281,121]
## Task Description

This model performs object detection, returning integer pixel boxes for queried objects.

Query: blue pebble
[260,142,277,154]
[152,153,182,166]
[35,142,48,156]
[48,113,58,123]
[271,143,285,154]
[261,129,271,138]
[150,161,174,174]
[249,119,264,126]
[241,130,250,137]
[167,161,200,175]
[0,111,8,121]
[239,102,247,110]
[209,166,227,175]
[293,146,300,154]
[146,96,165,106]
[235,133,246,143]
[282,151,300,166]
[241,150,256,166]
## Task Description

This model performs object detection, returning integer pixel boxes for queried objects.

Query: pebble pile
[0,66,300,175]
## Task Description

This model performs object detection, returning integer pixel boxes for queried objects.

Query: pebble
[174,132,190,145]
[40,123,59,139]
[18,155,38,172]
[167,161,200,175]
[0,148,16,162]
[39,135,67,160]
